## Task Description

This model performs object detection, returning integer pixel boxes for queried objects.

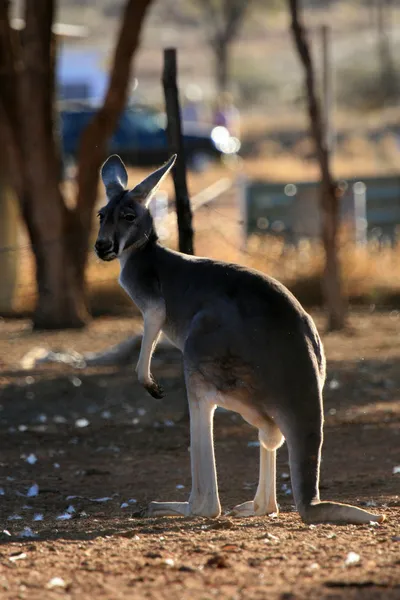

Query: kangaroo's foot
[299,501,384,525]
[148,500,221,518]
[229,499,278,517]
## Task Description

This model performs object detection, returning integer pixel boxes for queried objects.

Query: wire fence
[0,176,247,309]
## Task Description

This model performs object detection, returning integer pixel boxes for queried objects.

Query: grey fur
[94,155,384,525]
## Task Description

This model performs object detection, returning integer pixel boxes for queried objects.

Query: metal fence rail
[242,175,400,246]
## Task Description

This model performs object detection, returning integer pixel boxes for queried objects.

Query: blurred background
[1,0,400,330]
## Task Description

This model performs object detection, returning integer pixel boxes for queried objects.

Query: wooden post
[162,48,194,255]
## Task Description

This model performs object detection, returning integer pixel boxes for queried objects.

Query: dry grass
[9,129,400,317]
[85,201,400,315]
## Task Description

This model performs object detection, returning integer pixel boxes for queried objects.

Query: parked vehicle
[60,102,240,171]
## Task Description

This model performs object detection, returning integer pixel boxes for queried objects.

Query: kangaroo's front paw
[137,367,165,399]
[144,378,165,399]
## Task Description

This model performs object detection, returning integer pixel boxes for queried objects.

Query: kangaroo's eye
[124,214,136,222]
[97,213,104,223]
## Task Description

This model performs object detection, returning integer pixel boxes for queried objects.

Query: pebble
[345,552,360,566]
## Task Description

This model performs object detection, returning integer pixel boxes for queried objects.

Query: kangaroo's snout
[94,238,116,260]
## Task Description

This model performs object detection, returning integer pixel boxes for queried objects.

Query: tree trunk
[214,38,229,94]
[18,0,88,328]
[376,0,397,104]
[0,0,152,328]
[288,0,346,331]
[74,0,153,290]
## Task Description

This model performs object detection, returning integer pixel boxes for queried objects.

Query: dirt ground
[0,310,399,600]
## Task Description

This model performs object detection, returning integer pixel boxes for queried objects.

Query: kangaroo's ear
[101,155,128,199]
[129,154,176,207]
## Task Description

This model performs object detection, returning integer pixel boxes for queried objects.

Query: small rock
[89,497,112,503]
[18,527,38,539]
[345,552,360,566]
[75,418,89,428]
[46,577,67,590]
[26,483,39,497]
[145,551,162,559]
[9,552,27,562]
[205,554,230,569]
[25,453,37,465]
[162,558,175,567]
[56,513,72,521]
[176,484,185,490]
[393,466,400,475]
[392,535,400,542]
[33,514,43,522]
[54,415,67,424]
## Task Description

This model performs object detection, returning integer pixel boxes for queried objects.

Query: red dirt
[0,310,399,599]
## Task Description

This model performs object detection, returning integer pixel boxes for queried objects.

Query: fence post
[162,48,194,255]
[353,181,367,245]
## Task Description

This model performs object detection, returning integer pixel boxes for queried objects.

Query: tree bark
[74,0,153,290]
[288,0,346,331]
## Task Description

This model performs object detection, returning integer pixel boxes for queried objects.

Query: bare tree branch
[195,0,254,91]
[288,0,346,330]
[74,0,153,283]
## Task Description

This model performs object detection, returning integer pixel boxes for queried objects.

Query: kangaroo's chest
[119,268,161,314]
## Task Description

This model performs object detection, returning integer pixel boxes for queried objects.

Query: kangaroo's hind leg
[281,386,384,525]
[231,418,284,517]
[148,370,221,518]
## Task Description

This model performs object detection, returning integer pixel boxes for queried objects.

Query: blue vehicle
[60,103,239,170]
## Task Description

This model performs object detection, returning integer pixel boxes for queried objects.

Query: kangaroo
[94,154,384,525]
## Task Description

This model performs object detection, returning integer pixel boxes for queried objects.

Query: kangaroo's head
[94,154,176,261]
